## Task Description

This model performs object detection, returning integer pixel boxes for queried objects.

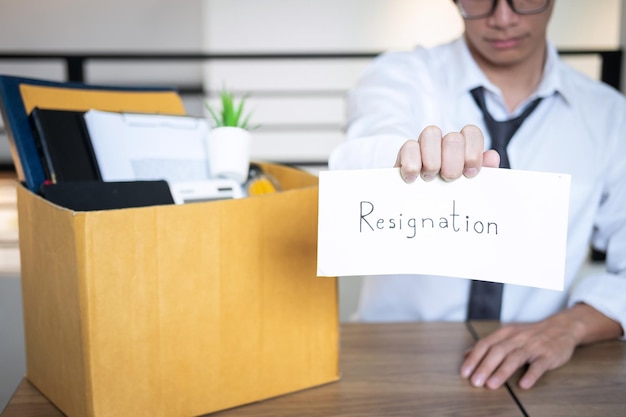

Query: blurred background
[1,0,624,411]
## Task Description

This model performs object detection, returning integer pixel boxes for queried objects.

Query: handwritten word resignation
[360,200,499,239]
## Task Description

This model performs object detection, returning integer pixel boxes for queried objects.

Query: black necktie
[470,87,542,169]
[466,87,542,320]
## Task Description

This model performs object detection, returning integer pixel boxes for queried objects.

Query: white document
[317,167,571,291]
[84,110,211,183]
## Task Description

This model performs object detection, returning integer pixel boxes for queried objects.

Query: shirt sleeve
[329,50,432,170]
[568,111,626,340]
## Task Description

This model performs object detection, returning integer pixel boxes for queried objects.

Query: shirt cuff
[328,134,408,171]
[568,272,626,341]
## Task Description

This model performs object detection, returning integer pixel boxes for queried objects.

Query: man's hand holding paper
[318,132,571,291]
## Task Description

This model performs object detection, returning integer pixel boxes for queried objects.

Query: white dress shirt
[329,37,626,336]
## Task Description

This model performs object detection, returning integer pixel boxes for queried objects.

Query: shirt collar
[538,41,571,103]
[450,37,569,106]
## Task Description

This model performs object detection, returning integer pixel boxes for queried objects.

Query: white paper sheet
[84,110,211,182]
[317,167,571,291]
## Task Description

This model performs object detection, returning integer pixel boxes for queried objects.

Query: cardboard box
[17,163,339,417]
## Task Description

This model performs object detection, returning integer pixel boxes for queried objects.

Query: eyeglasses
[456,0,550,19]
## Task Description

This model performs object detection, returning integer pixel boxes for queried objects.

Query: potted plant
[205,88,257,184]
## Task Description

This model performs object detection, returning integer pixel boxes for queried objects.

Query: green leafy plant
[205,88,257,130]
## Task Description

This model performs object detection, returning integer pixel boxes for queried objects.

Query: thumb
[483,150,500,168]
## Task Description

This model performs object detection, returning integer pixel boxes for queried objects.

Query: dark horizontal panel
[1,49,621,90]
[257,124,344,132]
[0,51,381,60]
[267,160,329,167]
[0,49,621,59]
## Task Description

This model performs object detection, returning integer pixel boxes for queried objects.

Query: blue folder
[0,74,181,192]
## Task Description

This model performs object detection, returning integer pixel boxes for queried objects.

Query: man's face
[462,0,554,69]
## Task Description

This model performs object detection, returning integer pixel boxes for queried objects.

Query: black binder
[29,108,102,182]
[40,180,175,211]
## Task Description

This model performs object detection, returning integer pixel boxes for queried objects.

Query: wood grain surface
[2,323,521,417]
[209,322,521,416]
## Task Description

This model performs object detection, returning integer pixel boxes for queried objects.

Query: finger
[461,340,497,382]
[395,140,421,183]
[462,339,489,377]
[460,125,484,178]
[461,330,510,379]
[518,357,550,390]
[482,149,500,168]
[440,131,465,181]
[418,125,443,181]
[485,348,531,390]
[467,341,516,388]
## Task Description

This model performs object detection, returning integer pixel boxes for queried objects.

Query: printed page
[84,110,211,183]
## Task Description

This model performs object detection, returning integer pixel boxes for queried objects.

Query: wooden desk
[1,323,520,417]
[210,322,521,416]
[4,321,625,416]
[470,321,626,417]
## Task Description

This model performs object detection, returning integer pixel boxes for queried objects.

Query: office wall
[0,0,205,163]
[202,0,624,164]
[0,0,203,50]
[1,1,624,164]
[203,0,623,50]
[0,0,204,85]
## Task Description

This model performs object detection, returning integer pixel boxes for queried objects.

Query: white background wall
[204,0,623,50]
[1,1,624,163]
[203,0,623,163]
[0,0,625,411]
[0,0,204,52]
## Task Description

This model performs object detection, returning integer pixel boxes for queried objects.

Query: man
[329,0,625,390]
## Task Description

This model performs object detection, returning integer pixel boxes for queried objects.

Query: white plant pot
[207,126,252,184]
